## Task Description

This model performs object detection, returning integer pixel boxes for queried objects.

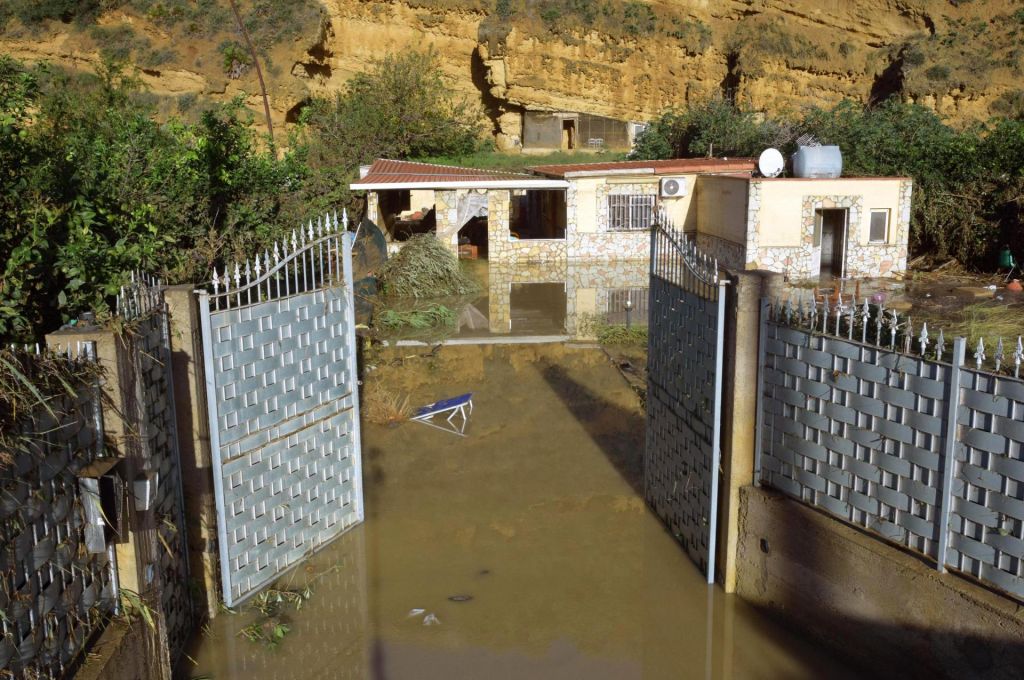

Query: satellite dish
[758,148,785,177]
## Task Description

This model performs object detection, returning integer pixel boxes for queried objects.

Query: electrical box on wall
[660,177,687,198]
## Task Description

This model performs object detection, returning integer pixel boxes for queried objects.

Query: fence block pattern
[0,356,116,678]
[131,310,193,664]
[761,325,952,559]
[950,370,1024,598]
[759,300,1024,601]
[199,221,362,607]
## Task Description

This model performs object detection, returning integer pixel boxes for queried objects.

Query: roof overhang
[350,179,570,191]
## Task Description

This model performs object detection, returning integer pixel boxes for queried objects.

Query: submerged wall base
[736,486,1024,679]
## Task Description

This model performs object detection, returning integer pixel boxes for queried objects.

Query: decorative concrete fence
[757,296,1024,599]
[0,344,118,679]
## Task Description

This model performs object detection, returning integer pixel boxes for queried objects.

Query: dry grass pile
[376,234,480,298]
[362,381,412,426]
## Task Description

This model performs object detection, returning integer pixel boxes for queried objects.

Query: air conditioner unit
[660,176,687,198]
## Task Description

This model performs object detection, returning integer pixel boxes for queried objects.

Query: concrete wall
[696,175,748,243]
[737,486,1024,679]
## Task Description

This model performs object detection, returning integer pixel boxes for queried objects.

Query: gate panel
[645,215,726,583]
[198,218,363,606]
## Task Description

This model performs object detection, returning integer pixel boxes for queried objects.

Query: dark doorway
[510,190,567,240]
[510,282,567,334]
[561,119,576,150]
[816,209,848,277]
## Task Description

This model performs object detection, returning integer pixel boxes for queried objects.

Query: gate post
[717,270,785,592]
[164,285,220,619]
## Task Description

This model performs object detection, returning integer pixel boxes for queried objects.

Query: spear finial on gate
[292,229,298,251]
[273,241,281,263]
[233,262,241,290]
[212,268,220,294]
[244,260,252,286]
[316,217,323,239]
[1015,337,1023,378]
[919,322,929,356]
[254,256,262,278]
[974,337,986,369]
[307,221,314,243]
[995,338,1005,372]
[342,209,349,231]
[937,329,945,362]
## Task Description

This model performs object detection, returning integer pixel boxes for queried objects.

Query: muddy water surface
[186,344,856,679]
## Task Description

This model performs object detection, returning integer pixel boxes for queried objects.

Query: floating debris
[423,613,441,626]
[447,594,473,603]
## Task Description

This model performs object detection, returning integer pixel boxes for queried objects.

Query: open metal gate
[645,213,726,583]
[197,215,363,607]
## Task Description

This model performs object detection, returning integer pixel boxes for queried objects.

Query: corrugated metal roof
[355,159,538,185]
[529,157,758,178]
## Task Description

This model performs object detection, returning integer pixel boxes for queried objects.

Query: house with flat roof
[351,157,912,280]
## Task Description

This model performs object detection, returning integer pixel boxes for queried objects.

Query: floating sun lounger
[410,393,473,436]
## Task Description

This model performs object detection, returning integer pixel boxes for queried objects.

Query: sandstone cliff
[2,0,1021,146]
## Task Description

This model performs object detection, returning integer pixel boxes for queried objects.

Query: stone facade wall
[487,190,569,265]
[745,183,912,281]
[567,181,654,261]
[844,179,912,277]
[695,233,745,272]
[434,189,461,255]
[366,192,379,224]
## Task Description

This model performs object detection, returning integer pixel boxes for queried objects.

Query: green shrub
[925,65,951,81]
[622,2,657,37]
[218,40,252,75]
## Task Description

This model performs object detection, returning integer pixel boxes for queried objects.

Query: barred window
[607,194,655,231]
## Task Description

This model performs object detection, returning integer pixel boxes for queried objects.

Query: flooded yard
[185,343,856,679]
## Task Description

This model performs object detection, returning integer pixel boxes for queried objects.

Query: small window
[869,209,889,243]
[608,194,655,232]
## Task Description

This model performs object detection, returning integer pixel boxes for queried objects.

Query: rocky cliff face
[3,0,1021,146]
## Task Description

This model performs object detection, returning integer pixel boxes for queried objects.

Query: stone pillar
[164,285,220,620]
[716,269,782,592]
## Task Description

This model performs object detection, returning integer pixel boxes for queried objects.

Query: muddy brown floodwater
[185,343,859,680]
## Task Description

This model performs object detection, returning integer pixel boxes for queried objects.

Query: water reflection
[186,344,854,679]
[445,259,650,339]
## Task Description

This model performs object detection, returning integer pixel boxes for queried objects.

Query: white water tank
[792,145,843,178]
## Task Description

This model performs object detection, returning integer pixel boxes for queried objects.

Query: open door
[817,209,848,278]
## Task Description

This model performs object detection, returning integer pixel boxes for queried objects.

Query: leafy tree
[301,50,483,166]
[630,100,789,159]
[0,57,302,339]
[799,99,991,262]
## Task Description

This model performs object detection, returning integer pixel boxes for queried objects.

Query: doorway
[561,119,576,150]
[816,209,848,277]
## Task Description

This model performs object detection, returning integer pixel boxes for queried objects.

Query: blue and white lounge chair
[410,393,473,436]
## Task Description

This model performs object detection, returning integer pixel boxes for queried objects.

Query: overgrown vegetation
[479,0,711,54]
[631,98,1024,269]
[0,50,483,342]
[375,235,480,298]
[579,313,647,347]
[0,348,102,469]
